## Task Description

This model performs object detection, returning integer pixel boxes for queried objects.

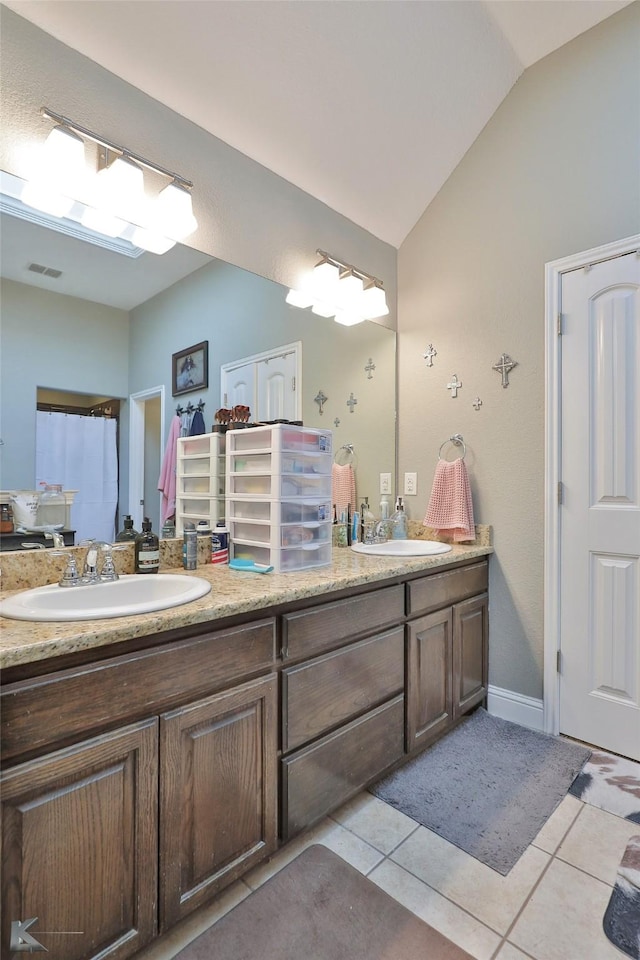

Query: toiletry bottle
[361,498,376,542]
[379,495,390,521]
[211,521,229,564]
[183,526,197,570]
[135,517,160,573]
[391,496,408,540]
[116,515,139,541]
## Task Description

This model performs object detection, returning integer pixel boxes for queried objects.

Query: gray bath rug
[369,707,591,875]
[569,751,640,824]
[603,835,640,960]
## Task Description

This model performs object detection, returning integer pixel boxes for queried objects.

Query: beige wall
[398,3,640,700]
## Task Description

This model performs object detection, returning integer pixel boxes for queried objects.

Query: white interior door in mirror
[222,361,256,413]
[257,351,297,421]
[221,342,301,422]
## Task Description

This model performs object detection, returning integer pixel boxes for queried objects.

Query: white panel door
[256,351,297,421]
[560,252,640,760]
[221,361,256,413]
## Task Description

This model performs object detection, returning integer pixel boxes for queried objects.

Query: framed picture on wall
[172,341,209,396]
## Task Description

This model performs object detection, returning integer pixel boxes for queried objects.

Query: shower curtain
[35,411,118,543]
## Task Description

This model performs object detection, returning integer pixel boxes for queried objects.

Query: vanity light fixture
[21,107,198,255]
[286,250,389,325]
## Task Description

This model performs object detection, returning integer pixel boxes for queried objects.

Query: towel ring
[334,443,357,467]
[438,434,466,461]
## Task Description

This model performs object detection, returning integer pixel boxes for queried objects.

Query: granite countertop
[0,543,492,669]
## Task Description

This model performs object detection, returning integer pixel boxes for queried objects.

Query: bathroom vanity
[0,545,490,960]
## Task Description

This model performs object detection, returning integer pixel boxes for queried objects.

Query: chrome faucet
[81,540,120,584]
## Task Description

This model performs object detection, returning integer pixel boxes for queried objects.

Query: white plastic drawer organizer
[175,433,226,536]
[226,424,333,572]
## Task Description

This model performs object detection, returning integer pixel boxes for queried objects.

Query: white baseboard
[487,685,544,731]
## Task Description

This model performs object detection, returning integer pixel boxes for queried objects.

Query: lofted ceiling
[2,0,633,248]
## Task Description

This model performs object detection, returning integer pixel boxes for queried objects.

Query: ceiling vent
[28,262,63,278]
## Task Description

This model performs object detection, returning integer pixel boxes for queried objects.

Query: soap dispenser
[116,515,139,542]
[135,517,160,573]
[391,496,408,540]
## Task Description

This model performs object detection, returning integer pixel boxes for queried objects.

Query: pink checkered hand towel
[424,457,475,542]
[332,462,356,517]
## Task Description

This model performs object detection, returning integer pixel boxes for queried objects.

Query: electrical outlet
[379,472,391,495]
[404,472,418,496]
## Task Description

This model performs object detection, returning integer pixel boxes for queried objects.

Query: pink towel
[424,458,475,542]
[158,415,181,524]
[332,463,356,517]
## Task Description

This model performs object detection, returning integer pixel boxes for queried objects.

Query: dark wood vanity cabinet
[406,562,489,754]
[1,719,158,960]
[0,555,490,959]
[159,674,277,929]
[0,619,278,960]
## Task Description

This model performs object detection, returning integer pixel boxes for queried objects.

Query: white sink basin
[0,574,212,622]
[351,540,452,557]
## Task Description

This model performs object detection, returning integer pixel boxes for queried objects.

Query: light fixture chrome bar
[316,249,385,288]
[41,107,193,190]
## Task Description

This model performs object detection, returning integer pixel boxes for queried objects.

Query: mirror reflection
[0,173,396,547]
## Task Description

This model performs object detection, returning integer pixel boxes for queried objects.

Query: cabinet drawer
[281,695,404,840]
[2,619,276,763]
[282,584,404,661]
[406,561,488,617]
[282,626,404,752]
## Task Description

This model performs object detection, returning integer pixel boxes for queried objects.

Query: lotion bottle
[135,517,160,573]
[391,496,408,540]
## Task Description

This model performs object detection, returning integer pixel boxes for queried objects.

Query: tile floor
[139,786,637,960]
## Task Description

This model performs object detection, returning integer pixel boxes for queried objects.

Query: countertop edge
[0,545,493,669]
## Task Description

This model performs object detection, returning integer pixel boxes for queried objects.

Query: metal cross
[446,374,462,398]
[472,396,483,411]
[492,353,518,388]
[423,343,437,367]
[314,390,328,415]
[364,358,376,379]
[346,392,358,413]
[333,417,341,428]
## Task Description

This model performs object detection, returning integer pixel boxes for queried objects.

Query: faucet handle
[52,552,80,587]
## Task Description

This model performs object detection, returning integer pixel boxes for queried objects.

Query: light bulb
[334,310,365,327]
[131,226,176,255]
[150,181,197,240]
[80,204,128,238]
[311,300,336,318]
[309,259,341,303]
[84,155,145,223]
[286,288,314,308]
[361,280,389,319]
[21,124,85,216]
[21,182,74,218]
[336,269,364,312]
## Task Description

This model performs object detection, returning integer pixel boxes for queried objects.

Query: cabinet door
[453,593,489,716]
[1,719,158,960]
[406,608,453,752]
[160,674,277,929]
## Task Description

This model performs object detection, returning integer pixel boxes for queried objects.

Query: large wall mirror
[0,172,396,544]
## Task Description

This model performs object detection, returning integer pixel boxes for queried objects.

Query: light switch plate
[379,472,392,494]
[404,472,417,495]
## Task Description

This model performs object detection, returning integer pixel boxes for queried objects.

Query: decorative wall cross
[472,396,483,411]
[446,374,462,398]
[423,344,437,367]
[364,358,376,379]
[492,353,518,388]
[334,417,341,428]
[346,392,358,413]
[314,390,328,415]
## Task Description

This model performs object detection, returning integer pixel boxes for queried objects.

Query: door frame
[129,385,165,530]
[543,233,640,736]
